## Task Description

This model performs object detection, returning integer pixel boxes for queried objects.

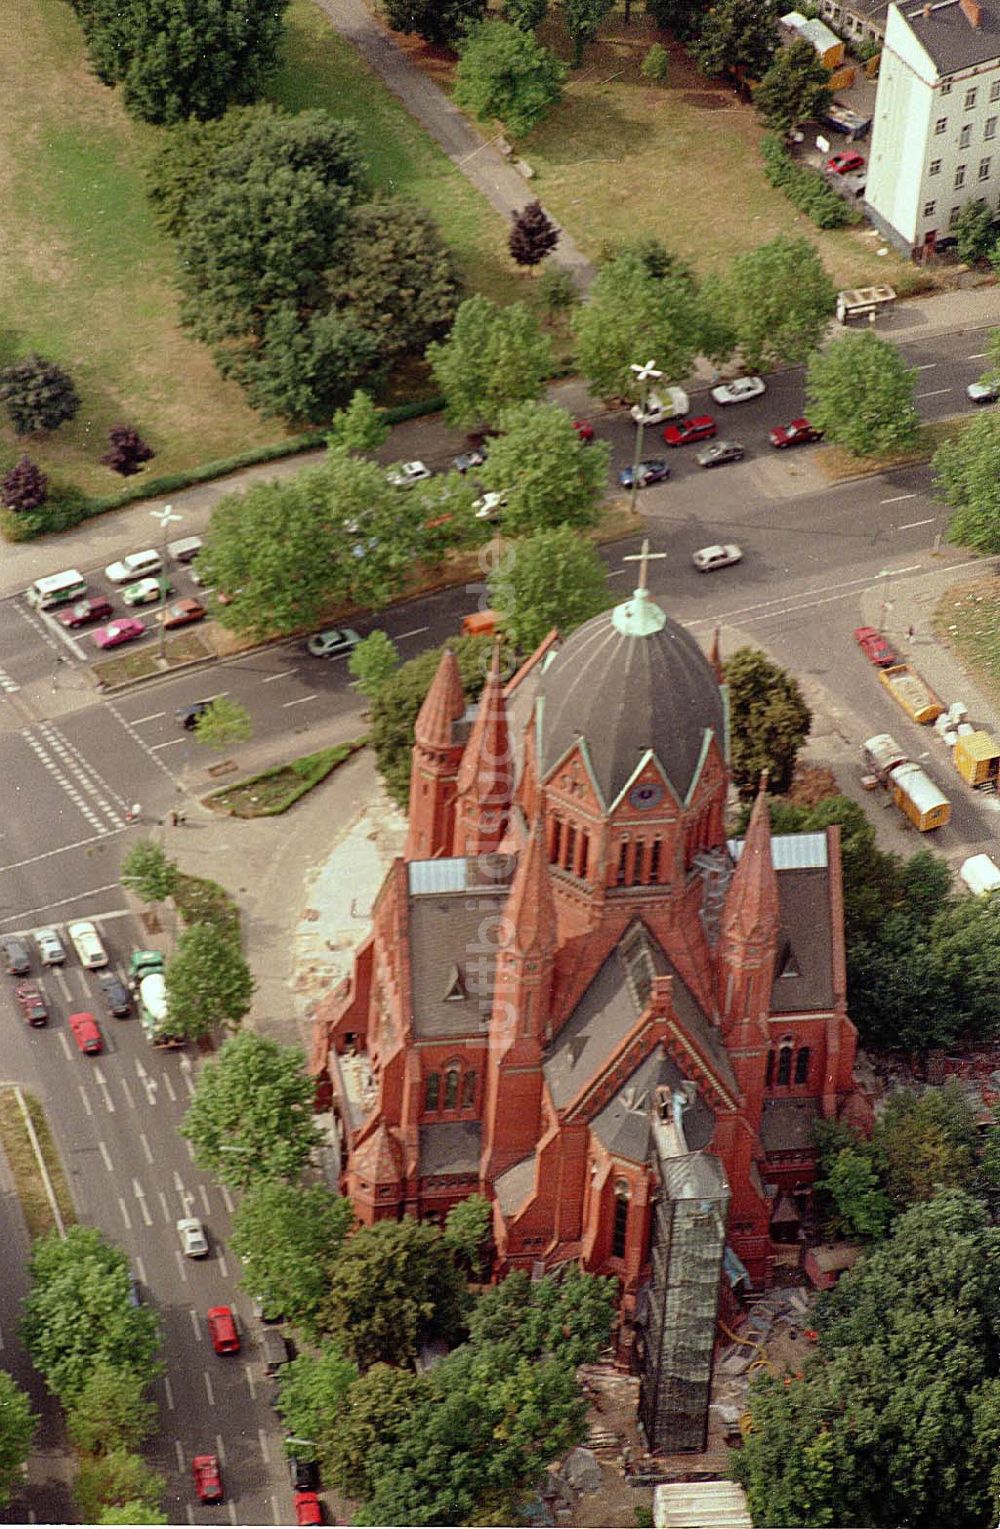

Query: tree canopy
[563,0,614,67]
[806,331,920,458]
[275,1343,359,1460]
[165,922,254,1039]
[509,200,560,268]
[0,355,81,435]
[723,647,812,797]
[690,0,778,79]
[709,234,836,373]
[481,401,610,534]
[571,250,703,400]
[0,1373,35,1509]
[454,20,567,137]
[231,1182,355,1336]
[754,37,833,131]
[179,1032,321,1189]
[380,0,486,46]
[427,294,553,427]
[488,524,611,651]
[369,635,494,804]
[120,838,178,904]
[934,410,1000,552]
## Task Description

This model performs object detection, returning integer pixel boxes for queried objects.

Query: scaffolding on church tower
[638,1089,730,1454]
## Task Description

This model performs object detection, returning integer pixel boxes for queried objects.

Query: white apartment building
[865,0,1000,256]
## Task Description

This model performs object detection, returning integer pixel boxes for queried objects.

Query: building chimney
[960,0,982,26]
[922,2,930,13]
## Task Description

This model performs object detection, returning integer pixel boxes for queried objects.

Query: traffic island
[0,1087,76,1239]
[815,417,974,484]
[92,627,215,688]
[205,740,367,817]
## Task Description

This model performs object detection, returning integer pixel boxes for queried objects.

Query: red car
[827,150,864,175]
[854,626,898,668]
[162,598,206,630]
[15,984,48,1028]
[572,419,594,442]
[769,417,824,449]
[207,1305,240,1355]
[68,1011,102,1055]
[193,1454,223,1505]
[57,596,113,629]
[663,415,717,447]
[294,1492,323,1527]
[92,617,144,650]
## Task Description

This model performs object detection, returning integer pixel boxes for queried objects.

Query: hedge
[761,135,861,230]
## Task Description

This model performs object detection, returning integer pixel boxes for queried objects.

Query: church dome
[536,566,725,807]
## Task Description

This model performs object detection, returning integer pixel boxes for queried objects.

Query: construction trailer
[953,730,1000,788]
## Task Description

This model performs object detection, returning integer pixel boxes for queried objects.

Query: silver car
[177,1216,209,1258]
[34,928,66,966]
[967,380,999,404]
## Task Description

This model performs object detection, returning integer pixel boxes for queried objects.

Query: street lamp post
[150,503,182,668]
[628,359,663,516]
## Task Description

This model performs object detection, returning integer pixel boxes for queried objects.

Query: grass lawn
[206,740,367,816]
[93,628,214,687]
[0,0,519,495]
[935,577,1000,709]
[816,416,974,482]
[0,1087,76,1239]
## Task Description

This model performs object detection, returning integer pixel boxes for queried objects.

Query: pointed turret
[504,810,558,958]
[405,648,467,860]
[453,645,513,857]
[718,775,779,1034]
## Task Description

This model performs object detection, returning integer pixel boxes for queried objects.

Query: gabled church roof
[591,1047,714,1165]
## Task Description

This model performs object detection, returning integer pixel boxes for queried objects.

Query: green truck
[129,950,184,1048]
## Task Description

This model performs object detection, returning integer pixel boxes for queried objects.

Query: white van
[959,854,1000,897]
[167,536,203,565]
[105,549,162,584]
[630,386,689,427]
[27,569,87,610]
[67,920,109,969]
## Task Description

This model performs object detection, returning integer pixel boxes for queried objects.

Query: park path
[309,0,596,288]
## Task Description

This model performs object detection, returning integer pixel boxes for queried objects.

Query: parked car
[15,984,48,1027]
[769,417,824,449]
[629,387,689,426]
[291,1459,320,1492]
[122,577,171,608]
[387,461,431,488]
[207,1305,240,1355]
[826,150,865,175]
[854,625,898,668]
[2,936,31,976]
[104,550,162,584]
[306,627,361,659]
[33,928,65,966]
[663,415,717,447]
[192,1455,223,1505]
[92,618,145,650]
[573,418,595,442]
[697,440,745,469]
[178,1217,209,1258]
[967,380,1000,404]
[167,535,203,564]
[294,1492,323,1527]
[176,700,211,731]
[69,1011,103,1055]
[691,543,743,572]
[161,598,206,630]
[473,491,507,521]
[67,919,108,970]
[710,377,765,406]
[97,972,131,1018]
[453,447,486,474]
[56,596,114,629]
[617,459,671,490]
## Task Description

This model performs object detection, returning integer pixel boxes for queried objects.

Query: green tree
[179,1032,321,1189]
[454,21,567,138]
[955,200,997,264]
[723,647,811,797]
[563,0,613,67]
[505,0,548,27]
[347,631,401,700]
[0,1372,35,1509]
[645,0,701,37]
[74,0,288,124]
[326,1364,423,1498]
[381,0,486,46]
[191,696,253,750]
[641,42,669,80]
[231,1182,354,1336]
[753,36,832,130]
[0,354,81,436]
[806,331,920,458]
[875,1084,978,1211]
[165,923,253,1039]
[326,391,390,456]
[481,401,610,534]
[146,105,277,237]
[571,251,702,401]
[466,1267,616,1366]
[537,265,579,322]
[230,304,381,424]
[119,838,178,904]
[66,1364,157,1457]
[97,1507,168,1525]
[691,0,778,78]
[369,635,494,804]
[934,410,1000,552]
[816,1147,892,1240]
[443,1194,492,1277]
[488,524,610,651]
[715,234,836,372]
[320,1218,470,1368]
[74,1450,165,1523]
[427,295,553,428]
[275,1343,359,1460]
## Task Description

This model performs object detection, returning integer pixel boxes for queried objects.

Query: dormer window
[443,964,467,1002]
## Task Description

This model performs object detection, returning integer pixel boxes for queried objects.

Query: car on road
[122,577,171,608]
[193,1454,223,1505]
[692,543,743,572]
[967,380,1000,404]
[663,416,717,447]
[98,972,131,1018]
[630,387,689,426]
[176,700,212,731]
[306,627,361,659]
[92,618,145,650]
[161,598,206,629]
[453,447,486,474]
[167,535,203,564]
[2,937,31,976]
[697,440,745,469]
[69,1011,103,1055]
[33,928,65,966]
[291,1459,320,1492]
[207,1305,240,1355]
[15,985,48,1027]
[710,377,765,406]
[854,625,898,668]
[387,460,431,488]
[104,550,162,584]
[573,418,595,442]
[178,1217,209,1258]
[769,417,824,449]
[294,1491,323,1526]
[617,459,671,490]
[827,150,865,175]
[56,596,114,629]
[67,920,108,970]
[473,491,507,521]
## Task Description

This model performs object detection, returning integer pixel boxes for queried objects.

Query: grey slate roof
[770,867,835,1014]
[760,1097,819,1152]
[535,604,724,807]
[407,881,509,1037]
[592,1046,714,1164]
[494,1154,536,1215]
[419,1121,482,1176]
[901,0,1000,76]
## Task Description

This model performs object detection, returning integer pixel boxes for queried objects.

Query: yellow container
[954,730,1000,787]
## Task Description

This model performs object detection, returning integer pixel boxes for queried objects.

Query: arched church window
[634,841,646,883]
[649,838,662,882]
[462,1070,476,1108]
[612,1179,631,1259]
[444,1065,460,1109]
[563,823,576,871]
[425,1072,440,1111]
[794,1046,811,1085]
[777,1045,793,1087]
[765,1050,775,1087]
[616,841,629,886]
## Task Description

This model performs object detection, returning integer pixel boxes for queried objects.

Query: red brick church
[310,557,864,1319]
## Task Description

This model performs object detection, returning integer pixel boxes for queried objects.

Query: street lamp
[150,503,182,668]
[628,359,662,516]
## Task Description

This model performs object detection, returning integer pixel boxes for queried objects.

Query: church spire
[504,809,558,957]
[453,645,512,857]
[405,648,467,860]
[414,647,464,751]
[612,538,668,637]
[718,775,779,1033]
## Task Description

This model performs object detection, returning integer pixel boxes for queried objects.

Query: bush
[761,135,859,230]
[1,455,48,513]
[100,425,155,477]
[640,43,668,80]
[0,354,81,434]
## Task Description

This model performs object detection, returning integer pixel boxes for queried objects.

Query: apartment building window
[992,81,1000,102]
[923,200,936,217]
[981,157,992,180]
[949,205,961,228]
[929,159,941,175]
[935,117,948,134]
[960,124,972,148]
[987,118,998,141]
[955,164,966,188]
[965,87,978,109]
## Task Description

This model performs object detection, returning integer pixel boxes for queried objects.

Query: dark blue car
[618,459,671,490]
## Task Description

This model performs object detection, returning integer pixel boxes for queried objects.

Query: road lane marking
[219,1255,229,1280]
[183,1070,195,1099]
[164,1375,174,1411]
[98,1140,113,1172]
[899,517,935,530]
[282,694,318,707]
[53,969,72,1004]
[396,625,430,640]
[61,1033,74,1064]
[258,1427,269,1464]
[915,362,937,370]
[118,1196,132,1231]
[227,1502,237,1526]
[131,712,166,724]
[262,669,297,683]
[684,564,935,631]
[190,1308,200,1340]
[916,387,951,398]
[245,1364,256,1400]
[149,738,185,751]
[200,1184,211,1215]
[0,886,125,930]
[121,1078,135,1109]
[221,1185,235,1215]
[93,1067,115,1113]
[0,1322,5,1351]
[204,1371,215,1406]
[186,1507,194,1527]
[136,1255,147,1284]
[969,351,989,359]
[0,832,126,876]
[175,1250,188,1284]
[134,1178,153,1226]
[186,1138,196,1160]
[175,1441,185,1471]
[216,1434,226,1467]
[876,564,923,577]
[159,1191,171,1224]
[880,492,917,504]
[140,1132,154,1165]
[164,1074,177,1103]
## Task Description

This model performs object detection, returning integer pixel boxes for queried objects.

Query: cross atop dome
[612,538,667,637]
